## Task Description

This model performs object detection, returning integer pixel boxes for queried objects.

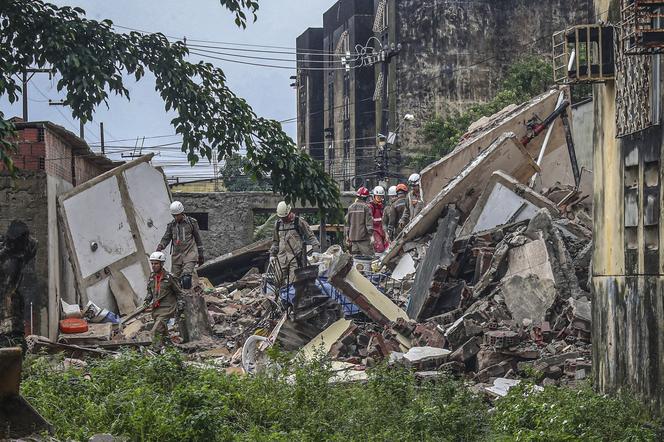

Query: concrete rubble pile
[26,87,595,400]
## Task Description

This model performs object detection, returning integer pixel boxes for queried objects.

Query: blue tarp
[276,276,361,316]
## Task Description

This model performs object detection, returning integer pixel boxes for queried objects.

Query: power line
[189,50,355,71]
[112,24,347,56]
[189,46,338,64]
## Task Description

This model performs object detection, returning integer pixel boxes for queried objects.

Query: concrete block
[329,253,409,326]
[501,274,557,324]
[450,336,481,363]
[403,346,451,369]
[300,318,354,361]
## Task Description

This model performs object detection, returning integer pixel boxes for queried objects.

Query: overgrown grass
[21,351,660,441]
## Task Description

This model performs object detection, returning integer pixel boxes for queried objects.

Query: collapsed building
[14,85,594,402]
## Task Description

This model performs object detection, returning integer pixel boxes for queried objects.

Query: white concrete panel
[47,176,74,338]
[86,276,118,312]
[62,176,136,278]
[121,261,149,303]
[473,183,539,233]
[123,162,173,271]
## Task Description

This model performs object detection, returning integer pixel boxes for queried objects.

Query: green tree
[219,152,272,191]
[0,0,340,211]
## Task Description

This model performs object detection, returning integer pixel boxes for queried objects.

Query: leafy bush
[22,351,488,441]
[491,382,661,441]
[21,352,660,441]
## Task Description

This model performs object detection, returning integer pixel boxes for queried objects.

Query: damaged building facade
[0,119,120,338]
[590,0,664,413]
[296,0,594,186]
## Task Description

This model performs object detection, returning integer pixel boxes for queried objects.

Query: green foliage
[492,382,661,441]
[220,152,272,191]
[22,351,489,441]
[0,1,341,211]
[21,352,661,441]
[411,56,554,170]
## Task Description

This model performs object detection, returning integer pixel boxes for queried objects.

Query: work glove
[142,296,153,309]
[156,244,164,252]
[176,297,186,312]
[398,221,405,231]
[198,255,205,266]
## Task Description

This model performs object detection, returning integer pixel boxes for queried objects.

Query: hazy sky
[1,0,334,181]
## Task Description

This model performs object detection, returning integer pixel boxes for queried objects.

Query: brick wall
[9,126,46,171]
[44,130,73,182]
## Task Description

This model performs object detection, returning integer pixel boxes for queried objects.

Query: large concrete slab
[382,132,539,265]
[408,207,460,320]
[58,155,172,313]
[420,88,572,203]
[329,253,409,326]
[458,171,560,237]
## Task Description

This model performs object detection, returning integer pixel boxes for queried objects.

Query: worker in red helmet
[344,186,374,256]
[369,186,389,253]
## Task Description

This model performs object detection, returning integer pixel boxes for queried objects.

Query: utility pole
[99,122,105,155]
[20,68,53,121]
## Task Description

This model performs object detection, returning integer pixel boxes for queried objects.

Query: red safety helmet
[396,183,408,193]
[356,186,370,197]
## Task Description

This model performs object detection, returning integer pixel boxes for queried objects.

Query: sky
[1,0,334,182]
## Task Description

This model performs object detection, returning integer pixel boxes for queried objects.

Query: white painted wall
[47,175,76,338]
[122,162,173,271]
[60,160,172,312]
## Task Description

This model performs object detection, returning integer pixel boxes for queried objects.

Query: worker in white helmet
[383,183,407,240]
[369,186,389,253]
[143,251,183,349]
[157,201,204,290]
[399,173,425,230]
[270,201,320,287]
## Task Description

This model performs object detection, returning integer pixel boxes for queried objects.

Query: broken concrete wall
[459,171,560,237]
[419,89,574,202]
[58,156,173,313]
[383,132,539,264]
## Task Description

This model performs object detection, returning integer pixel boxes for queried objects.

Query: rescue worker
[399,173,425,231]
[143,251,183,349]
[369,186,389,253]
[345,186,374,256]
[157,201,204,290]
[384,183,408,240]
[270,201,320,287]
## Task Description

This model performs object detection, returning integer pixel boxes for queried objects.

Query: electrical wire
[188,46,338,64]
[189,50,354,71]
[112,24,348,57]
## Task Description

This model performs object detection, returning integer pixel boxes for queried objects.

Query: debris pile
[26,86,595,398]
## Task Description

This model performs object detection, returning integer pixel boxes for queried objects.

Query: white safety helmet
[149,251,166,262]
[276,201,291,218]
[372,186,385,197]
[170,201,185,215]
[387,185,397,197]
[408,173,421,186]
